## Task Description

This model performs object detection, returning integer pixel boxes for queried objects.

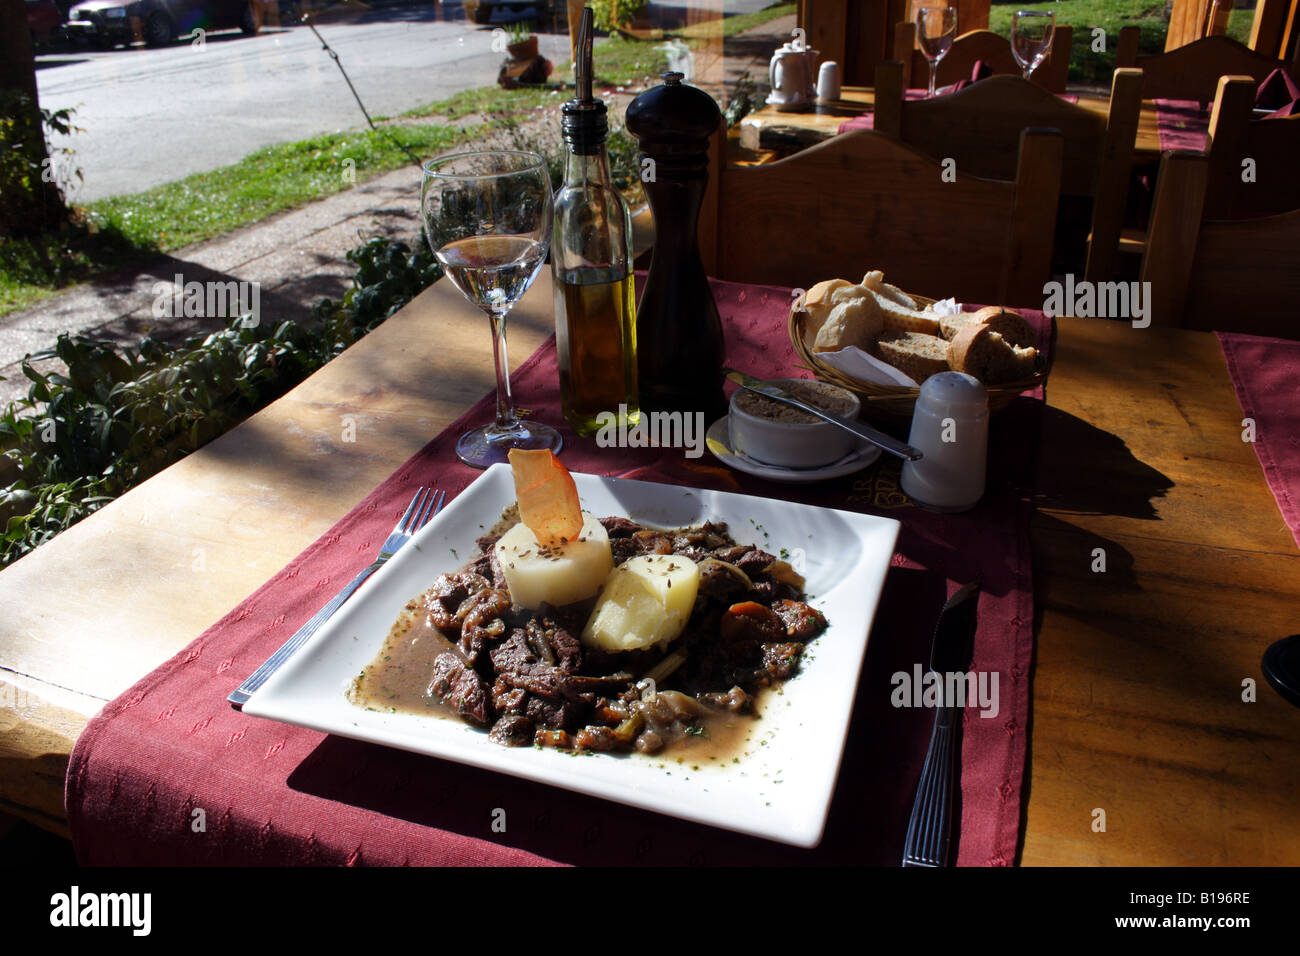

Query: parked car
[26,0,66,46]
[64,0,265,48]
[464,0,561,26]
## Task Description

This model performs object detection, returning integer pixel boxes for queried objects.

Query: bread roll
[947,323,1037,384]
[801,279,853,349]
[870,290,942,336]
[861,272,918,309]
[879,281,919,310]
[829,283,872,307]
[812,297,884,352]
[876,330,950,383]
[939,306,1036,347]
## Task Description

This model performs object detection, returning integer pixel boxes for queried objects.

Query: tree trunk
[0,0,68,238]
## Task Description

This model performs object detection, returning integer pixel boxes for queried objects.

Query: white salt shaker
[900,372,989,512]
[817,61,842,102]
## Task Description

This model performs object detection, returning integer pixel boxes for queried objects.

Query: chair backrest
[1140,149,1300,337]
[893,24,1073,93]
[1206,0,1235,39]
[1164,0,1236,50]
[701,125,1063,307]
[1250,0,1299,63]
[1204,74,1300,219]
[874,64,1100,189]
[1116,30,1286,99]
[872,62,1142,281]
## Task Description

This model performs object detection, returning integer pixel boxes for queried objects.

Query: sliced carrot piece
[507,448,583,546]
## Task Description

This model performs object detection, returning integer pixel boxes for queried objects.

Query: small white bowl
[728,379,862,468]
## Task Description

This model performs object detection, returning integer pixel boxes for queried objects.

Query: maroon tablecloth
[66,278,1048,865]
[1219,331,1300,550]
[1154,98,1211,152]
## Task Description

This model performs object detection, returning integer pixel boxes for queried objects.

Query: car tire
[143,10,174,46]
[240,2,262,35]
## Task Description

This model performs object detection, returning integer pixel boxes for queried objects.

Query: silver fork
[228,487,447,709]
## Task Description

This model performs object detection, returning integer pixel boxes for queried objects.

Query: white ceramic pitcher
[767,42,819,112]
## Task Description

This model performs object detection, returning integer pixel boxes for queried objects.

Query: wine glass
[1012,10,1056,80]
[421,150,561,468]
[917,6,957,98]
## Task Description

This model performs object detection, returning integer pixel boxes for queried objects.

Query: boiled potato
[494,512,612,610]
[582,554,700,651]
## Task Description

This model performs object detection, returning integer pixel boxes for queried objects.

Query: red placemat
[1218,331,1300,551]
[66,278,1048,866]
[1154,98,1211,152]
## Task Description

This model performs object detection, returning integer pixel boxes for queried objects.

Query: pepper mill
[625,72,726,419]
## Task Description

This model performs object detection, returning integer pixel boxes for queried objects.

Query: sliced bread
[876,330,950,383]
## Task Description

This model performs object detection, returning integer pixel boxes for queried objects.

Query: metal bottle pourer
[562,7,606,155]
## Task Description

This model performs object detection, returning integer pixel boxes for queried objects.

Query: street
[35,1,573,201]
[34,0,779,202]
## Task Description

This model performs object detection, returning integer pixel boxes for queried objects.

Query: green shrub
[590,0,650,33]
[0,236,440,568]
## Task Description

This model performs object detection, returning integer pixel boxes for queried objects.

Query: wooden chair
[1140,149,1300,337]
[1249,0,1300,66]
[698,125,1064,307]
[1116,30,1288,100]
[1163,0,1237,50]
[893,25,1073,93]
[872,61,1142,282]
[1203,74,1300,219]
[798,0,991,88]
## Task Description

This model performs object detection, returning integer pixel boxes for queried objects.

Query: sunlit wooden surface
[1023,318,1300,864]
[0,279,1296,864]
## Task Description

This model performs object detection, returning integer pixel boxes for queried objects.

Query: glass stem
[928,61,937,97]
[488,305,515,430]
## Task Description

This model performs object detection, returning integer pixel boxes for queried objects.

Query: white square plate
[244,463,900,848]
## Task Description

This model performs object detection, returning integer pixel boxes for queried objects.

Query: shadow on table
[1034,405,1174,520]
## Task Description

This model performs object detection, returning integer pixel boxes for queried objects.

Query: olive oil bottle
[551,7,639,437]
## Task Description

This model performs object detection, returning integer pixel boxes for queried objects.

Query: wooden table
[740,85,1169,160]
[1,275,1297,864]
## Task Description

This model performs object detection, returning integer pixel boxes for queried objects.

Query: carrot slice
[507,448,584,546]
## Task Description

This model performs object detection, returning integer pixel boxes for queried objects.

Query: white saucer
[705,416,882,483]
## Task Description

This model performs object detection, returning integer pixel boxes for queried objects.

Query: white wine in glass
[1012,10,1056,80]
[421,150,560,468]
[917,6,957,98]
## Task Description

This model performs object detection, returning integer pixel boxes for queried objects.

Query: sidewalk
[0,164,422,408]
[0,13,792,410]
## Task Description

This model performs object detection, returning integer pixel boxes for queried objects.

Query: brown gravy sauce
[347,597,774,766]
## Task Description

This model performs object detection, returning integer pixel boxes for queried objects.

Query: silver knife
[902,581,980,867]
[723,368,922,461]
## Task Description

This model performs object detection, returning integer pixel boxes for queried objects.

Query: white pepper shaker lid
[900,372,989,512]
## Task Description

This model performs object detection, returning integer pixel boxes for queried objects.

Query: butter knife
[723,368,922,461]
[902,581,980,867]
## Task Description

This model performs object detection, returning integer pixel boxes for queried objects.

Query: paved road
[35,0,777,202]
[35,1,573,201]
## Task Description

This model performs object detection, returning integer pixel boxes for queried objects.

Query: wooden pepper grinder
[625,72,725,418]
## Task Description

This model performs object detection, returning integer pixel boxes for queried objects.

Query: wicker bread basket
[787,291,1051,422]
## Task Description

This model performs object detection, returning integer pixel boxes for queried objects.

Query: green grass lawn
[1,121,472,318]
[88,124,465,252]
